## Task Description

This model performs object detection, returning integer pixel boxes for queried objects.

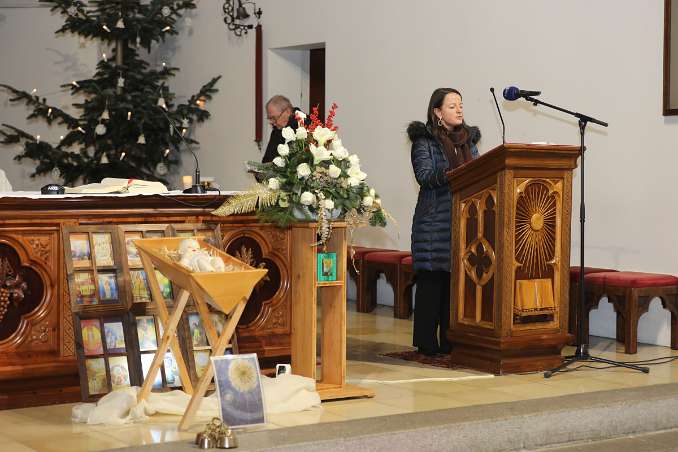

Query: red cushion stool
[348,247,394,313]
[361,251,411,318]
[568,266,618,341]
[582,271,678,354]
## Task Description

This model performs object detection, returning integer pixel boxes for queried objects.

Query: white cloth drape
[71,374,321,425]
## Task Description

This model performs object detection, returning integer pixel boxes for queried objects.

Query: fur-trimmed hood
[407,121,481,145]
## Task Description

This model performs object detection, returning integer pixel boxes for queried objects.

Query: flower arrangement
[212,104,389,241]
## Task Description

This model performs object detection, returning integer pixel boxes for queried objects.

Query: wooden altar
[0,194,292,408]
[447,143,580,374]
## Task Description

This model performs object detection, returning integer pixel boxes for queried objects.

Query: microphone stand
[519,96,648,377]
[157,107,206,194]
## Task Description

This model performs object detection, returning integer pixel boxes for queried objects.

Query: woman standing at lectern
[407,88,481,356]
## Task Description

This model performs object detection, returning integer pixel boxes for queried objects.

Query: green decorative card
[317,252,337,281]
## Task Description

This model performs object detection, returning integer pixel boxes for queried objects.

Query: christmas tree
[0,0,220,186]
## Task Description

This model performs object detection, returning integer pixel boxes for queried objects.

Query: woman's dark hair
[427,88,472,169]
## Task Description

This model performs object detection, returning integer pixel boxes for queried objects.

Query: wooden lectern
[447,143,580,374]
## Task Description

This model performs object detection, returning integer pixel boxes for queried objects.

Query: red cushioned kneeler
[582,271,678,354]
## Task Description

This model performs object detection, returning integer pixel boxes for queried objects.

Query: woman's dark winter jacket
[408,121,480,272]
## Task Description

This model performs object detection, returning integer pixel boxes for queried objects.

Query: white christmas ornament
[101,154,109,164]
[161,6,172,17]
[116,18,125,29]
[155,162,168,176]
[51,167,61,180]
[181,118,189,128]
[100,108,110,120]
[157,96,167,109]
[117,77,125,88]
[95,123,107,135]
[137,134,146,144]
[67,6,78,16]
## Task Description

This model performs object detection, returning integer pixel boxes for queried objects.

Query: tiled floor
[1,303,678,451]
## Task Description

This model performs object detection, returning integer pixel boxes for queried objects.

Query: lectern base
[448,331,571,375]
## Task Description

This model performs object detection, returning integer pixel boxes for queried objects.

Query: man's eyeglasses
[267,109,288,122]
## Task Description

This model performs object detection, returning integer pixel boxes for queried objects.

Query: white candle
[182,175,193,189]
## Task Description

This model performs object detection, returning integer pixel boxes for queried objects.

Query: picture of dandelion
[212,353,266,428]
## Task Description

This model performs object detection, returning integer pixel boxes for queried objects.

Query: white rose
[267,178,280,190]
[374,197,382,206]
[295,127,308,140]
[331,146,349,160]
[330,139,343,150]
[312,126,335,147]
[369,188,376,197]
[295,110,307,121]
[310,145,332,165]
[279,197,289,207]
[296,163,312,178]
[300,191,315,205]
[323,198,335,210]
[347,177,361,187]
[277,143,290,156]
[347,165,367,181]
[362,196,374,207]
[348,154,360,166]
[328,164,341,178]
[273,156,286,167]
[282,127,295,143]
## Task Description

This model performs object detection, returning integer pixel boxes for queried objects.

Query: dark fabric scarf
[433,124,472,169]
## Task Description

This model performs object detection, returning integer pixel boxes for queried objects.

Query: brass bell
[215,429,238,449]
[196,429,215,449]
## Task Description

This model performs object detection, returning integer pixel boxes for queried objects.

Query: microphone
[502,86,542,101]
[490,87,506,144]
[157,106,206,194]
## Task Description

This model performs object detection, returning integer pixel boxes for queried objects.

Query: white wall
[2,1,678,344]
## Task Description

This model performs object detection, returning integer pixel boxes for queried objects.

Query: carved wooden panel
[458,188,497,328]
[512,178,563,330]
[220,227,290,336]
[0,232,56,354]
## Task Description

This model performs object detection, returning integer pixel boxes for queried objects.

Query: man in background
[262,95,306,163]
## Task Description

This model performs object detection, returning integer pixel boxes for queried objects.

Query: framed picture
[85,357,108,395]
[140,353,163,389]
[210,312,226,337]
[92,232,115,267]
[317,252,337,281]
[194,350,212,379]
[108,356,132,390]
[163,352,182,388]
[74,272,97,305]
[188,313,209,348]
[155,270,173,300]
[212,353,266,428]
[97,273,119,302]
[104,320,126,353]
[70,233,92,268]
[130,270,151,303]
[136,315,158,351]
[124,232,144,268]
[81,318,104,355]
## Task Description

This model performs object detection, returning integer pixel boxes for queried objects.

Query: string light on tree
[102,24,111,32]
[119,151,126,160]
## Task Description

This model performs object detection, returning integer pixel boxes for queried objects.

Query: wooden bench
[582,271,678,354]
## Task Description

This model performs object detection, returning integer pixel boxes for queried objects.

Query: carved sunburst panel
[514,181,559,279]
